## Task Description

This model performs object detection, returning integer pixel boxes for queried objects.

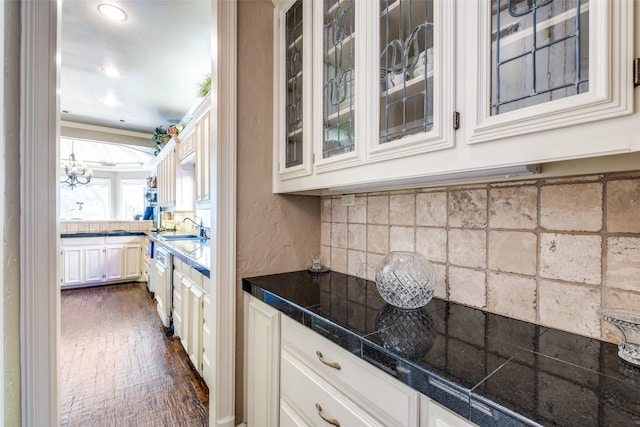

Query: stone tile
[487,272,537,323]
[448,267,486,309]
[607,179,640,233]
[389,194,415,226]
[540,183,603,232]
[416,191,447,227]
[347,250,367,279]
[347,224,366,251]
[539,280,601,338]
[448,189,487,228]
[89,221,100,232]
[77,222,89,232]
[367,225,389,255]
[539,234,602,285]
[320,222,331,246]
[321,197,332,222]
[416,227,447,263]
[488,231,537,275]
[348,196,367,224]
[448,229,486,268]
[432,263,447,299]
[367,194,389,225]
[320,245,331,268]
[331,247,348,274]
[542,174,602,184]
[63,222,77,233]
[488,186,538,229]
[602,289,640,342]
[331,197,348,223]
[389,226,415,252]
[366,253,385,281]
[606,237,640,292]
[331,223,347,249]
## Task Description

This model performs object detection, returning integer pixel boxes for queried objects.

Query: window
[60,178,111,220]
[120,179,146,220]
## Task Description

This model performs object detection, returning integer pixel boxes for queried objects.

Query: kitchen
[4,0,640,427]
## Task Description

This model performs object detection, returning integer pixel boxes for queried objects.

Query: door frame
[19,1,238,426]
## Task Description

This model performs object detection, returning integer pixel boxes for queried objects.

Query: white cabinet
[61,236,141,288]
[273,0,637,193]
[154,256,170,327]
[195,109,211,203]
[247,297,281,427]
[246,295,480,427]
[420,396,477,427]
[201,293,214,387]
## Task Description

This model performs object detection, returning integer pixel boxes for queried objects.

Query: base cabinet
[246,295,478,427]
[61,236,142,289]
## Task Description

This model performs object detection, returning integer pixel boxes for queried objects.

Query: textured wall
[236,0,320,422]
[321,172,640,343]
[2,1,22,424]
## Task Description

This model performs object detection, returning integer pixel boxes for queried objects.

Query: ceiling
[60,0,211,136]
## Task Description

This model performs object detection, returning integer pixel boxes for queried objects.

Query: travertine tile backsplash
[320,172,640,342]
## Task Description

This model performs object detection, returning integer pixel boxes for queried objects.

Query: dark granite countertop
[242,271,640,427]
[60,231,147,238]
[147,232,210,278]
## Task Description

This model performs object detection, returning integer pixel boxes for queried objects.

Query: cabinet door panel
[188,284,204,372]
[84,246,105,283]
[62,247,83,286]
[466,0,634,144]
[201,293,214,387]
[123,244,141,279]
[104,245,124,281]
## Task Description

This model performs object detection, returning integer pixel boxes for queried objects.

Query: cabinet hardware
[315,403,340,426]
[634,58,640,87]
[453,111,460,130]
[315,351,341,370]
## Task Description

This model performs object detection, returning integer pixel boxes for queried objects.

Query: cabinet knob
[315,351,341,370]
[315,403,340,427]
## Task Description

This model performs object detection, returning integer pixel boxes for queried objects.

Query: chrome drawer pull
[315,403,340,426]
[316,351,341,370]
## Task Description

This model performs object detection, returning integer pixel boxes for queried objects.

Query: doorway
[19,1,238,426]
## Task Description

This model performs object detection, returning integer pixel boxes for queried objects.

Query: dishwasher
[155,247,174,330]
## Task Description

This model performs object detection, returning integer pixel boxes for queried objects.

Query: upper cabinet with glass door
[312,0,367,173]
[274,0,313,180]
[465,0,634,144]
[369,0,456,162]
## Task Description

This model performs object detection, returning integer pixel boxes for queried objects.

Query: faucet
[183,216,207,238]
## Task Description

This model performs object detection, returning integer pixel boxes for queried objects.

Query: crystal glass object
[598,308,640,367]
[375,305,436,359]
[375,251,436,309]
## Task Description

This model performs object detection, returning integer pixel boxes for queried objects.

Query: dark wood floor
[61,282,209,427]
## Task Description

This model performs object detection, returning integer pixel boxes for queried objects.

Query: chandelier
[61,142,93,188]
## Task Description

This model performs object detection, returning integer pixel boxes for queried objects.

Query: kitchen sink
[159,234,202,241]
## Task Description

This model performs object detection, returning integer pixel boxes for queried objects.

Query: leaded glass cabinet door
[467,0,633,144]
[275,0,313,180]
[313,0,366,173]
[369,0,456,162]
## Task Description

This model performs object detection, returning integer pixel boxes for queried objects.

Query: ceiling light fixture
[103,93,118,106]
[61,141,93,189]
[101,66,120,78]
[98,4,127,21]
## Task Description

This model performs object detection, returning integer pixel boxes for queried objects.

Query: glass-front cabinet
[274,0,313,180]
[272,0,636,193]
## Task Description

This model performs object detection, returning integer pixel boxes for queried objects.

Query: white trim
[20,0,60,425]
[211,0,237,426]
[0,0,5,417]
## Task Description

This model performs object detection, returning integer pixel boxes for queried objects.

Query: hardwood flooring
[61,282,209,427]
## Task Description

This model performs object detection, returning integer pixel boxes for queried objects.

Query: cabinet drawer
[281,350,384,427]
[106,236,141,245]
[281,316,418,426]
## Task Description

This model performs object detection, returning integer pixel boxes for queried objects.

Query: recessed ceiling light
[101,66,120,78]
[62,110,70,114]
[119,119,126,122]
[98,4,127,22]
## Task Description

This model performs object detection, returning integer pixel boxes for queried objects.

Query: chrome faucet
[183,216,207,238]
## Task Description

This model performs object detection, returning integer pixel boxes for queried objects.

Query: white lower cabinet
[420,397,477,427]
[280,350,385,427]
[154,259,170,327]
[247,295,478,427]
[201,293,214,387]
[61,236,142,288]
